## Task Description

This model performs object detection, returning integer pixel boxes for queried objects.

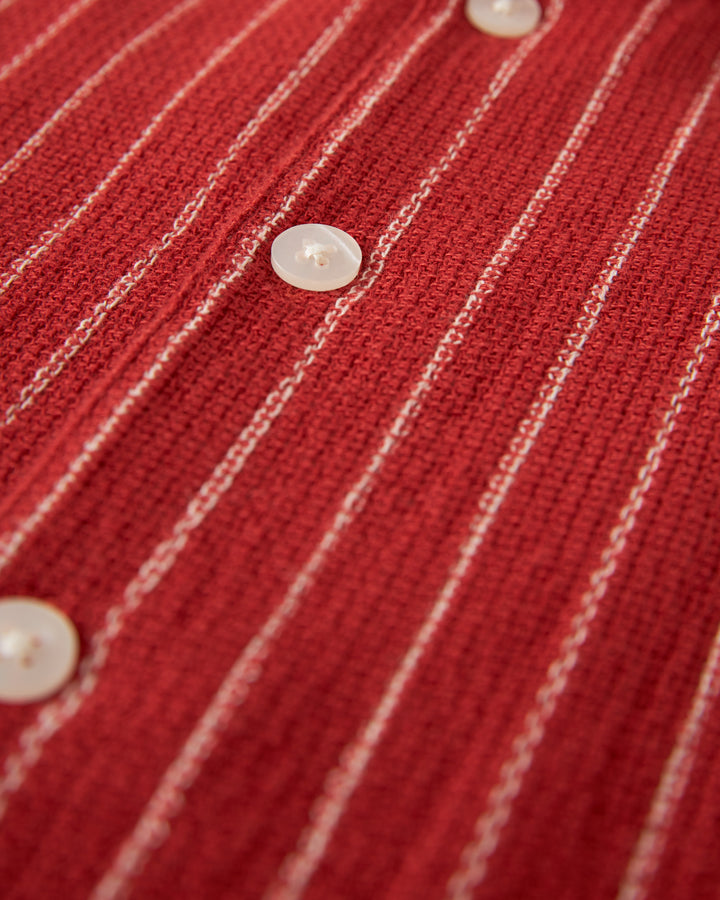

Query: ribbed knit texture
[1,0,719,897]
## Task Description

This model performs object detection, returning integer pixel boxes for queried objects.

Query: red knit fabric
[1,0,719,897]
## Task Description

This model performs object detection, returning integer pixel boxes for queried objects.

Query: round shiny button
[271,224,362,291]
[465,0,542,37]
[0,598,79,703]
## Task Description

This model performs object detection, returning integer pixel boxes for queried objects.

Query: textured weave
[1,0,720,897]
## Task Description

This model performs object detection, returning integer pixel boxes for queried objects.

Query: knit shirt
[1,0,720,897]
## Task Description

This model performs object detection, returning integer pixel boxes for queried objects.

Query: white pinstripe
[447,66,720,899]
[0,0,461,841]
[0,0,101,85]
[261,4,685,897]
[0,0,290,296]
[616,332,720,900]
[0,0,204,188]
[0,0,367,428]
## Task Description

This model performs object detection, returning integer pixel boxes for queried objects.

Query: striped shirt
[1,0,719,897]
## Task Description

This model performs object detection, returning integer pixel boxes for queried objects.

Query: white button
[0,598,79,703]
[271,224,362,291]
[465,0,541,37]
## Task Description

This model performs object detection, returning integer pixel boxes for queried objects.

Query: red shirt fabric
[1,0,719,897]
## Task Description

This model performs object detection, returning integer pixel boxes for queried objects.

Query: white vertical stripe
[447,200,720,900]
[0,0,367,427]
[616,411,720,900]
[262,5,689,898]
[0,0,461,837]
[0,0,290,295]
[0,0,204,188]
[0,0,101,84]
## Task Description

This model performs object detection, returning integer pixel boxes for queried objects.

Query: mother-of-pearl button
[465,0,542,38]
[271,224,362,291]
[0,598,79,703]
